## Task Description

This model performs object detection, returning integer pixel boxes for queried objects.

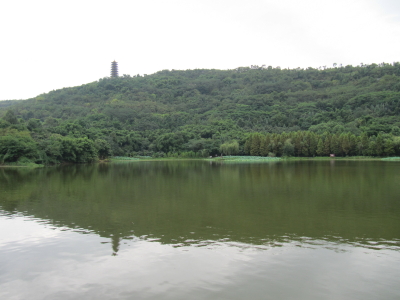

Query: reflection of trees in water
[0,161,400,254]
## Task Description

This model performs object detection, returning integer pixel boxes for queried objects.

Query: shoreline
[111,156,400,163]
[1,156,399,168]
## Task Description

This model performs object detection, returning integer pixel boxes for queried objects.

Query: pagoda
[111,60,119,77]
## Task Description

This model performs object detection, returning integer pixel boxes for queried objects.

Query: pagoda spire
[111,60,119,78]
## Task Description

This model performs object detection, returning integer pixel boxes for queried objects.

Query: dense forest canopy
[1,63,400,164]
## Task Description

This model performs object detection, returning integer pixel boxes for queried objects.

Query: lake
[1,160,400,300]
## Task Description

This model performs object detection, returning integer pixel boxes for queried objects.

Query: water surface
[1,160,399,299]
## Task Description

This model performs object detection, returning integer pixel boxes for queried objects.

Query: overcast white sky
[1,0,400,100]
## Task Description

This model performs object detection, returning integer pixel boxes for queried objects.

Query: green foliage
[316,138,324,156]
[0,135,38,163]
[250,134,262,156]
[391,126,400,136]
[220,140,239,155]
[0,119,10,129]
[95,139,112,160]
[244,131,400,157]
[1,62,400,162]
[60,137,98,163]
[3,110,18,125]
[282,139,295,157]
[27,118,42,131]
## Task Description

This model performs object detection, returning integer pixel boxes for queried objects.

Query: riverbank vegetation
[1,62,400,164]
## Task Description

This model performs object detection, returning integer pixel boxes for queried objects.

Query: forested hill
[1,63,400,163]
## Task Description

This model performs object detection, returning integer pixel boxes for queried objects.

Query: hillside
[1,63,400,163]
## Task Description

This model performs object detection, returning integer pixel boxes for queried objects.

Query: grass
[283,156,381,161]
[214,156,281,163]
[381,157,400,161]
[111,156,205,162]
[0,162,44,168]
[110,155,400,164]
[112,156,142,161]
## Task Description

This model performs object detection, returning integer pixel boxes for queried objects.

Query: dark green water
[1,160,400,299]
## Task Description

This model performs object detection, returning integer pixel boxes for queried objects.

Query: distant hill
[1,63,400,163]
[0,100,23,108]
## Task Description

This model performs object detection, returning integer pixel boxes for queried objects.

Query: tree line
[244,131,400,157]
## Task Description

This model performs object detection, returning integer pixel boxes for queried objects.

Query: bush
[0,135,38,163]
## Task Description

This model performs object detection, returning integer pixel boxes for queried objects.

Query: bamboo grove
[244,131,400,157]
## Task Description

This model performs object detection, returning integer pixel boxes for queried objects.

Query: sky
[1,0,400,101]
